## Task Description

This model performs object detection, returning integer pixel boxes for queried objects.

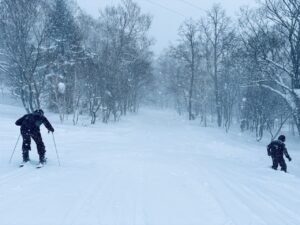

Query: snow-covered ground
[1,104,300,225]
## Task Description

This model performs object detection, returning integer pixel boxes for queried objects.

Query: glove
[48,128,54,133]
[288,157,292,162]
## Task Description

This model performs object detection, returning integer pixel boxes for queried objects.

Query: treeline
[154,0,300,139]
[0,0,299,139]
[0,0,153,124]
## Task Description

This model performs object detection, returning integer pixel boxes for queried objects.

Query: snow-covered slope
[0,104,300,225]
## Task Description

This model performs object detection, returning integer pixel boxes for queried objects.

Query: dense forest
[0,0,300,140]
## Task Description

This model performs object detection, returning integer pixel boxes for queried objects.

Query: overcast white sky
[76,0,258,54]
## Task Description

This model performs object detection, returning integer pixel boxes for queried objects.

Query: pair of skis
[19,161,46,169]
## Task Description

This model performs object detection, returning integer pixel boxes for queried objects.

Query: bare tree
[93,0,153,123]
[200,4,233,127]
[0,0,50,112]
[171,19,201,120]
[239,0,300,136]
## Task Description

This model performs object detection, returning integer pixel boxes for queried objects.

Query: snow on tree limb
[263,57,293,77]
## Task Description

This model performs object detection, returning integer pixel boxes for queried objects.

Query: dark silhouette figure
[267,135,291,172]
[15,109,54,164]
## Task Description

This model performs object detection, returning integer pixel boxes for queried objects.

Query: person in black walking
[267,135,292,172]
[15,109,54,165]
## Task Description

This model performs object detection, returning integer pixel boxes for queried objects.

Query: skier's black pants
[21,130,45,161]
[272,156,287,172]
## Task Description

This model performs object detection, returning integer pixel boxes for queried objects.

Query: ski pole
[9,134,21,164]
[52,133,61,166]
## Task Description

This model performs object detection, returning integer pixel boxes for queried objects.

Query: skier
[267,135,292,172]
[15,109,54,166]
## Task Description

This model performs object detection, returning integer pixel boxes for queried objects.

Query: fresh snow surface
[0,104,300,225]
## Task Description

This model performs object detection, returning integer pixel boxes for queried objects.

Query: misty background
[0,0,300,141]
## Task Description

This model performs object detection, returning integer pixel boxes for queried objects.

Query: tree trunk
[188,72,194,120]
[292,98,300,137]
[91,112,96,124]
[213,30,222,127]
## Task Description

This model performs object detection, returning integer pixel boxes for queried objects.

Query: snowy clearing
[1,104,300,225]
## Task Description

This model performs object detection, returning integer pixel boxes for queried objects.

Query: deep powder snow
[0,104,300,225]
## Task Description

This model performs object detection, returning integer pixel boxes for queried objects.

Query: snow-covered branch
[263,57,293,77]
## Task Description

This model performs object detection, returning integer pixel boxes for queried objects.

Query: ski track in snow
[0,104,300,225]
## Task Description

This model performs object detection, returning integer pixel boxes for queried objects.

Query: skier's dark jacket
[267,140,291,160]
[15,112,54,133]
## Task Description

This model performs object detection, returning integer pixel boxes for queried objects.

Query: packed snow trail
[1,105,300,225]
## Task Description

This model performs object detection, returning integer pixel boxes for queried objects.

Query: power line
[176,0,206,13]
[142,0,187,18]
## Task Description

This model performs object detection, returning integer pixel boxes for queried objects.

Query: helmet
[278,135,285,142]
[34,109,44,116]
